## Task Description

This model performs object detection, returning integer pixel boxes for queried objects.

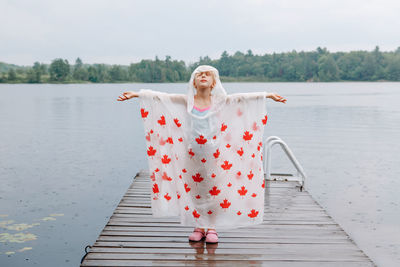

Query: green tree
[87,64,108,83]
[317,55,339,81]
[7,69,17,81]
[109,65,127,81]
[386,54,400,80]
[337,52,363,80]
[49,59,70,81]
[72,57,88,81]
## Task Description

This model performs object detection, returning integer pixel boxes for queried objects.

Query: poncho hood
[186,65,227,117]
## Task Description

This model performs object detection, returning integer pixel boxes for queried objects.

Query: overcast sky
[1,0,399,66]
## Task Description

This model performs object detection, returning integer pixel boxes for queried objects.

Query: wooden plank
[96,235,351,243]
[80,170,376,267]
[84,252,369,261]
[91,242,359,250]
[82,259,375,267]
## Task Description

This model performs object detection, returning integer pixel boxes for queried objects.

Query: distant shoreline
[1,79,397,84]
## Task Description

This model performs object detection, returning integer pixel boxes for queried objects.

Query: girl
[117,65,286,243]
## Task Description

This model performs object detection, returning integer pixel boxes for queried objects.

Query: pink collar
[193,105,211,112]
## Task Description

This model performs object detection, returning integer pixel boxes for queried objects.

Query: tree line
[1,46,399,83]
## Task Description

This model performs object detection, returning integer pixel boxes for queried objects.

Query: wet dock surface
[80,170,376,266]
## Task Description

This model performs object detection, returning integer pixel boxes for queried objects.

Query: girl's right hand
[117,91,138,101]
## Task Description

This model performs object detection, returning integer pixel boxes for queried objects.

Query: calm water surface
[0,82,399,266]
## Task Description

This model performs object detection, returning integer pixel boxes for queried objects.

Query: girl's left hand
[268,93,287,103]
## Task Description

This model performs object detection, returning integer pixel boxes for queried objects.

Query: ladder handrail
[263,136,306,191]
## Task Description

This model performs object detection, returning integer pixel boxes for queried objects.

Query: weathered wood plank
[90,242,359,250]
[82,259,375,267]
[96,235,351,243]
[84,252,369,261]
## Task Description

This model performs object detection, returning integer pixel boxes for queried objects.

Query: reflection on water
[0,82,399,266]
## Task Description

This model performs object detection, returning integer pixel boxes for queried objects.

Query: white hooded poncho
[138,65,268,229]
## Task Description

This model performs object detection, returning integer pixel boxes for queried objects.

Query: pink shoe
[188,228,206,242]
[205,229,218,243]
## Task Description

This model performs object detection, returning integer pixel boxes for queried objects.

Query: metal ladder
[263,136,306,191]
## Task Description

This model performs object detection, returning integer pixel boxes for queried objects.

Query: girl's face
[193,71,216,91]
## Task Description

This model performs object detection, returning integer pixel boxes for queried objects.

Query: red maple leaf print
[248,209,259,218]
[247,170,254,180]
[188,148,195,158]
[195,194,201,199]
[154,168,160,173]
[177,193,181,199]
[213,135,217,140]
[173,118,182,127]
[201,158,206,163]
[161,155,171,164]
[157,115,166,126]
[237,147,244,156]
[236,171,241,177]
[251,193,257,197]
[237,211,242,216]
[209,186,221,196]
[237,108,243,116]
[147,146,156,157]
[178,137,183,142]
[211,173,216,178]
[159,137,166,146]
[221,123,228,132]
[243,131,253,141]
[220,199,231,209]
[251,153,255,158]
[179,174,182,179]
[213,149,220,159]
[195,135,207,145]
[182,168,187,173]
[226,143,231,148]
[152,183,159,194]
[166,137,174,144]
[184,183,191,193]
[252,121,259,131]
[184,205,189,211]
[145,132,151,141]
[237,186,248,196]
[221,123,227,132]
[221,160,233,171]
[261,180,265,188]
[150,172,155,181]
[227,182,232,187]
[162,172,172,181]
[192,173,204,183]
[140,108,149,118]
[262,114,268,125]
[164,193,171,201]
[192,209,200,218]
[208,210,213,215]
[150,129,154,134]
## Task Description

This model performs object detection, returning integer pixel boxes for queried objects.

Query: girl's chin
[196,86,212,90]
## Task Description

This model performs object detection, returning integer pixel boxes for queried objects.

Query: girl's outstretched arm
[227,92,287,104]
[117,90,187,104]
[117,91,138,101]
[267,92,287,103]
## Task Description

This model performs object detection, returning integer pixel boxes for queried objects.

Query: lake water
[0,82,399,266]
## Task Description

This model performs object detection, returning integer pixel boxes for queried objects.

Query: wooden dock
[80,170,376,266]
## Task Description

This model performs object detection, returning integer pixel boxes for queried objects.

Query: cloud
[1,0,399,66]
